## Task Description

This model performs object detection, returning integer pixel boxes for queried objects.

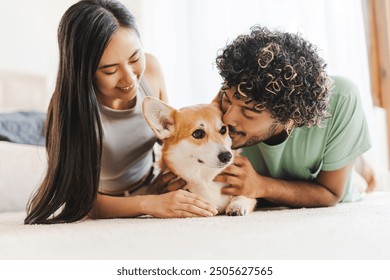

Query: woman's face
[94,28,146,110]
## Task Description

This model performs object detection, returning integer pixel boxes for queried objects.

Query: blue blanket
[0,111,46,146]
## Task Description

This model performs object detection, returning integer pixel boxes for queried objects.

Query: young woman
[24,0,217,224]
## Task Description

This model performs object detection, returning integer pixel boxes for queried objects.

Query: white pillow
[0,142,46,213]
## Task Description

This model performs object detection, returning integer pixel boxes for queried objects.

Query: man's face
[220,86,285,149]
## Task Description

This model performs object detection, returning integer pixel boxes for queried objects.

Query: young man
[213,25,372,208]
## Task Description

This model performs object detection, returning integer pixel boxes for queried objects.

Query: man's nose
[222,106,238,127]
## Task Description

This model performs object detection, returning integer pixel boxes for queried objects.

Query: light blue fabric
[0,111,46,146]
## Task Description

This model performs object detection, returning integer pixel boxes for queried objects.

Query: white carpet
[0,192,389,260]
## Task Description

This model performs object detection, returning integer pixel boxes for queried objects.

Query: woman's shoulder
[145,53,161,73]
[143,53,167,101]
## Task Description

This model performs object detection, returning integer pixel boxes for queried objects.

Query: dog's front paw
[225,203,248,216]
[225,196,256,216]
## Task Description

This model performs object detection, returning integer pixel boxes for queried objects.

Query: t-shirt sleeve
[322,76,372,171]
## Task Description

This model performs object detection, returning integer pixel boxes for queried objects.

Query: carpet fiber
[1,192,389,260]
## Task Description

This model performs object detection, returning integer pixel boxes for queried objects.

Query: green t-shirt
[241,76,371,202]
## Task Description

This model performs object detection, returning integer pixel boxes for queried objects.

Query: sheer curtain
[138,0,372,110]
[137,0,388,185]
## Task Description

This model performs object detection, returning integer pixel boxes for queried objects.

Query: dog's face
[167,104,233,170]
[142,97,233,178]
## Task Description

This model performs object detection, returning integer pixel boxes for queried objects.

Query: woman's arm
[144,53,168,102]
[90,190,218,219]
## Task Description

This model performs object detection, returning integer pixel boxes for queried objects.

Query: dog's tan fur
[142,96,256,215]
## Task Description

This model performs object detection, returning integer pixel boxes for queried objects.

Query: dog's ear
[210,90,223,111]
[142,96,175,140]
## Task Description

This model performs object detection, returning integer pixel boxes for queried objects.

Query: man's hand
[214,155,263,199]
[150,170,187,194]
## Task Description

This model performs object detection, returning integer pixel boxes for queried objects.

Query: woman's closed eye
[129,57,140,64]
[103,67,118,75]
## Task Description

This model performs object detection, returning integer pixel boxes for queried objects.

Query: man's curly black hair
[215,25,333,128]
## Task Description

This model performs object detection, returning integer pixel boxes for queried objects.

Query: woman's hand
[141,190,218,218]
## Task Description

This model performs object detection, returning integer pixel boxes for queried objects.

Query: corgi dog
[142,96,256,216]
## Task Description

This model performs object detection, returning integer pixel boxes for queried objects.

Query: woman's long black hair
[25,0,139,224]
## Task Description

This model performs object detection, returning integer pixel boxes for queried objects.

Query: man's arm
[215,154,354,208]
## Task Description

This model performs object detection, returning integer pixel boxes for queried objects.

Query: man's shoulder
[326,75,363,122]
[330,75,360,101]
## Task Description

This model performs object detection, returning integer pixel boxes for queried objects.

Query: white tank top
[98,78,156,194]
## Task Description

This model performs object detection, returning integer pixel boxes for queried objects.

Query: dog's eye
[192,129,205,139]
[219,126,227,135]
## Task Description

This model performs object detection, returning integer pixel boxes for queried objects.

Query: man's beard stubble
[230,122,280,150]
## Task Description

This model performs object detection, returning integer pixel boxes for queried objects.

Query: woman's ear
[142,96,176,140]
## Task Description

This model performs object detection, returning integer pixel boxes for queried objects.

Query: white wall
[0,0,142,97]
[0,0,76,94]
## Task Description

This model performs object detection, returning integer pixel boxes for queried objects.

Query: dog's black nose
[218,151,232,163]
